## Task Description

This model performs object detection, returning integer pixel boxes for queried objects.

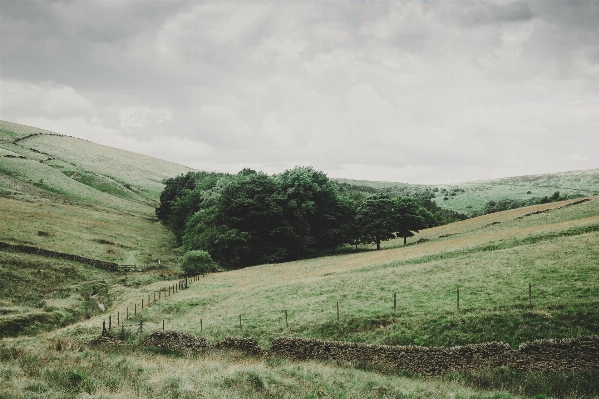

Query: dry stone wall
[0,241,119,271]
[129,331,599,375]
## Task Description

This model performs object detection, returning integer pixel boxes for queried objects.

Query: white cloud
[119,107,173,130]
[2,1,599,184]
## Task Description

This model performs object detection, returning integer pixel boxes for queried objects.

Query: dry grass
[0,339,519,399]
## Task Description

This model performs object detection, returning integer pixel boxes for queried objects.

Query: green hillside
[336,171,599,216]
[2,120,599,398]
[0,121,189,338]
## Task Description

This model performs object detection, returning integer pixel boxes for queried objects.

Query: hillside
[336,170,599,216]
[60,196,599,349]
[2,120,599,398]
[0,121,190,338]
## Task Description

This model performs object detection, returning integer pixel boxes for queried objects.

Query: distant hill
[335,170,599,216]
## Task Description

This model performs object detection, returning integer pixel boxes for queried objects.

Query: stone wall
[133,332,599,375]
[268,336,599,375]
[0,241,119,271]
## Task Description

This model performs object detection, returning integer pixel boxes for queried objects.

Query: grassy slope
[57,197,599,351]
[336,170,599,216]
[2,120,599,398]
[0,121,189,338]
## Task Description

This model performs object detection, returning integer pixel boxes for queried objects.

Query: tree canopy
[157,167,455,268]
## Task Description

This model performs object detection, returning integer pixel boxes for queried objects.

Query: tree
[180,250,221,276]
[356,193,396,250]
[393,197,435,245]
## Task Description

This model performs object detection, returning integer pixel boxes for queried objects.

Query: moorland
[1,120,598,399]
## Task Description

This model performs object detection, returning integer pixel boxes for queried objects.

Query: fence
[102,280,543,337]
[101,275,203,336]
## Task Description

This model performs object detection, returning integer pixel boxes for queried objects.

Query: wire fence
[101,278,540,337]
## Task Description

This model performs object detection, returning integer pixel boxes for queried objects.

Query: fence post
[102,320,107,335]
[135,304,137,316]
[154,292,156,301]
[126,308,129,320]
[394,293,397,312]
[138,319,143,334]
[239,314,242,329]
[285,309,288,329]
[163,320,165,331]
[117,311,120,326]
[529,282,532,306]
[200,318,203,332]
[109,315,111,330]
[148,294,150,305]
[457,287,460,310]
[337,301,340,321]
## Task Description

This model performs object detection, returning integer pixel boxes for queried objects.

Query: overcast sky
[1,0,598,184]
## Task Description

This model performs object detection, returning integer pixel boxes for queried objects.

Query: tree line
[156,167,465,269]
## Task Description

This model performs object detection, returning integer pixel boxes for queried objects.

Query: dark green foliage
[356,194,396,250]
[481,191,585,215]
[180,250,220,275]
[158,166,447,266]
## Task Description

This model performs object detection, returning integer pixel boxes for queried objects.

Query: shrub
[180,250,221,276]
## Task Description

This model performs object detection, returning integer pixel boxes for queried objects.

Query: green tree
[356,193,396,250]
[180,250,220,276]
[393,197,435,245]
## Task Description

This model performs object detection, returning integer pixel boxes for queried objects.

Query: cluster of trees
[480,191,585,215]
[157,167,445,269]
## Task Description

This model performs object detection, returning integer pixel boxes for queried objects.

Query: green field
[2,120,599,398]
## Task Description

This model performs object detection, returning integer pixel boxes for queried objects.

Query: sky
[1,0,598,185]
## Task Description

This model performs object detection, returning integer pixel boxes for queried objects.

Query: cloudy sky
[1,0,598,184]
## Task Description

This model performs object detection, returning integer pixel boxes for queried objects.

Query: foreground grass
[0,339,523,399]
[2,339,599,399]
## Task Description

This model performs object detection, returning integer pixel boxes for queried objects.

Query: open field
[2,120,599,397]
[57,196,599,352]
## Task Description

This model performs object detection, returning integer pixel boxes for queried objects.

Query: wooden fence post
[200,319,203,332]
[337,301,340,321]
[126,308,129,320]
[138,319,143,334]
[102,320,107,335]
[394,293,397,312]
[163,320,165,331]
[457,287,460,310]
[239,314,242,329]
[529,282,532,306]
[134,304,137,316]
[142,299,144,311]
[117,311,120,326]
[285,309,288,329]
[109,315,111,330]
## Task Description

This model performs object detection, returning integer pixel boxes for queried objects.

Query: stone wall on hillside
[0,241,119,271]
[128,331,599,375]
[268,336,599,375]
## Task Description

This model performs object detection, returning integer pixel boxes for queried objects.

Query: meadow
[2,120,599,398]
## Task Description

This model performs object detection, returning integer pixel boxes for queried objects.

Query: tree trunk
[404,236,407,245]
[376,239,380,250]
[355,243,358,252]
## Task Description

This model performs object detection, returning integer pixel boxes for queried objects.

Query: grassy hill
[60,197,599,349]
[2,120,599,398]
[336,170,599,216]
[0,120,190,339]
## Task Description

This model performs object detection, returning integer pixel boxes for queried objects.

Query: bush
[180,250,220,276]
